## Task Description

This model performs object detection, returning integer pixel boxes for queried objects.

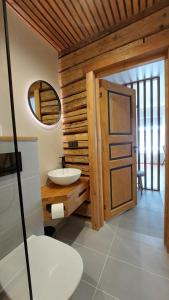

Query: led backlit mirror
[28,80,61,126]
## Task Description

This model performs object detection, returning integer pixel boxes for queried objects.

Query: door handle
[133,146,138,153]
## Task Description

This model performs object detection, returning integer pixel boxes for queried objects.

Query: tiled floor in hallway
[55,191,169,300]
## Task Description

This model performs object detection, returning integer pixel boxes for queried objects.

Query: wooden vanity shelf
[41,178,89,222]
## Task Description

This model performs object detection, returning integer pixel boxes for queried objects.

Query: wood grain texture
[42,178,89,221]
[99,80,137,220]
[59,6,169,225]
[86,71,103,229]
[59,5,169,70]
[7,0,169,52]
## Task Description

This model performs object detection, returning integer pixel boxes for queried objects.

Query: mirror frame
[28,80,61,126]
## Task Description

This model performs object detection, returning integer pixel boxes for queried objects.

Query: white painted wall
[0,140,44,259]
[7,7,63,185]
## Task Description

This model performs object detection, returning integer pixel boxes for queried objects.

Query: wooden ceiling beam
[71,0,95,35]
[7,0,62,51]
[7,0,169,55]
[102,0,116,26]
[47,0,80,43]
[26,0,71,47]
[78,0,100,34]
[86,0,104,31]
[14,0,68,49]
[55,0,86,40]
[109,0,121,24]
[117,0,127,20]
[35,0,73,46]
[62,0,89,38]
[95,0,109,28]
[60,0,169,56]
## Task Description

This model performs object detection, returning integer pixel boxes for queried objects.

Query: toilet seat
[0,235,83,300]
[28,235,83,300]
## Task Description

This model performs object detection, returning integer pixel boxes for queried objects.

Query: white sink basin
[48,168,81,186]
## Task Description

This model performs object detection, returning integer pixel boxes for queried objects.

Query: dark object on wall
[68,141,78,148]
[0,152,22,177]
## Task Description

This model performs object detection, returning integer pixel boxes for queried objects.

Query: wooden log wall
[39,82,60,125]
[59,6,169,218]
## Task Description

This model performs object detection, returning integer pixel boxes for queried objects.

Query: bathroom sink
[48,168,81,186]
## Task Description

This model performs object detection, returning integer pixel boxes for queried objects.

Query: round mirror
[28,80,61,126]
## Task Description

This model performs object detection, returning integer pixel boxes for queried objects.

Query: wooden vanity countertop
[41,177,90,220]
[41,177,89,204]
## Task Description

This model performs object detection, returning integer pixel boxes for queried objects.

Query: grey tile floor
[55,191,169,300]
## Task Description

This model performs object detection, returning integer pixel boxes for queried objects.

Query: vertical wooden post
[137,81,140,171]
[143,80,147,189]
[150,79,154,190]
[86,71,104,229]
[157,77,161,191]
[165,50,169,252]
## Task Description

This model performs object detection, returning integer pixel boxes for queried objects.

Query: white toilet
[29,235,83,300]
[0,235,83,300]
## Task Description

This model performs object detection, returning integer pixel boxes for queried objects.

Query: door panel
[109,92,131,134]
[99,80,137,221]
[110,165,132,208]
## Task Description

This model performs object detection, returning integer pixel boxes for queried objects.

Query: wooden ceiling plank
[36,0,73,46]
[140,0,147,11]
[78,0,100,33]
[47,0,81,43]
[85,0,104,32]
[94,0,109,28]
[63,0,89,38]
[133,0,139,15]
[102,0,116,26]
[26,0,71,48]
[55,0,86,40]
[117,0,127,20]
[8,2,62,51]
[109,0,121,24]
[125,0,133,17]
[60,4,169,67]
[13,0,66,50]
[147,0,154,7]
[16,0,68,48]
[71,0,95,35]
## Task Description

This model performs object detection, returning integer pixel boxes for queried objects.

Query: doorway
[104,60,165,198]
[100,59,165,241]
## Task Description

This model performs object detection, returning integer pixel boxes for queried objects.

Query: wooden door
[99,80,137,221]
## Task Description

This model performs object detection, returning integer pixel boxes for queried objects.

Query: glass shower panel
[0,1,31,299]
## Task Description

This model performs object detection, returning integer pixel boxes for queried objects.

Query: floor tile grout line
[81,279,120,300]
[92,220,121,300]
[71,221,119,256]
[73,241,108,257]
[107,255,169,282]
[95,287,120,300]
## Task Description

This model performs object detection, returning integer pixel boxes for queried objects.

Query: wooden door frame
[86,46,169,252]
